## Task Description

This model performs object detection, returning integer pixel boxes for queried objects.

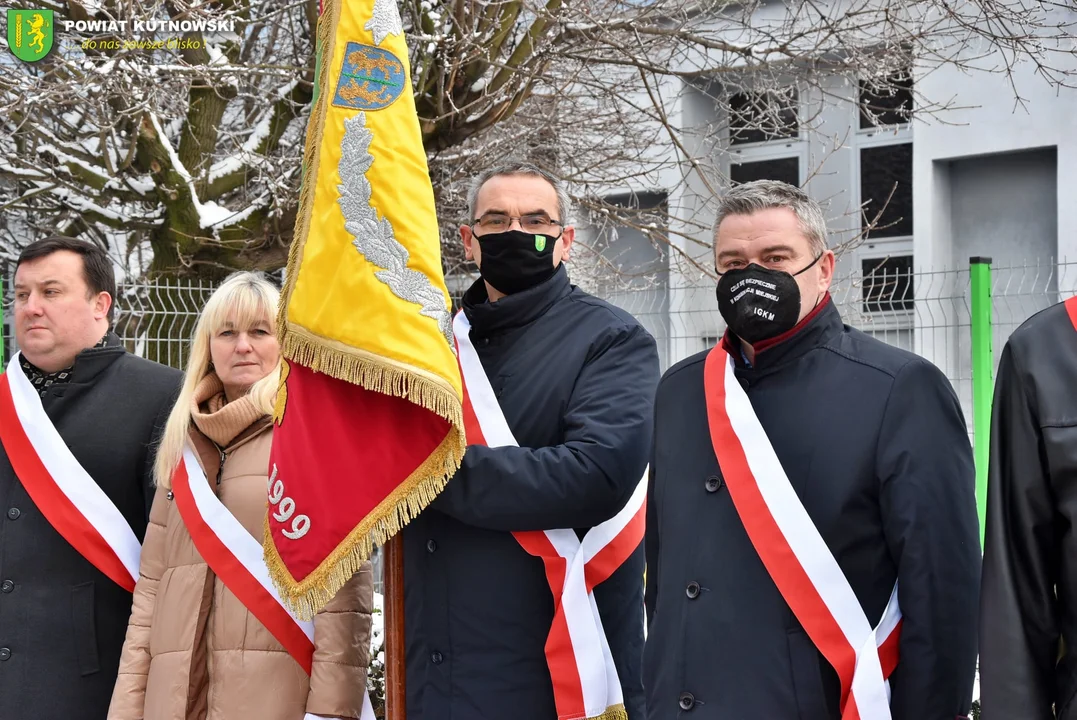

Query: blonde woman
[108,272,373,720]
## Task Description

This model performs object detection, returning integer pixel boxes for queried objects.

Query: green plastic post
[969,257,993,546]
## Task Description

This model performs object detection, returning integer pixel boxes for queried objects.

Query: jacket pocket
[70,581,100,676]
[787,628,829,720]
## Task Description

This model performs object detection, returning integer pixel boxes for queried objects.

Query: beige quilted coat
[108,374,373,720]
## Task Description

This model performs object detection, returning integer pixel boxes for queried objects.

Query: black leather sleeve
[980,340,1060,719]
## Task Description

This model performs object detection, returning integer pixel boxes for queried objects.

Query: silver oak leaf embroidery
[365,0,403,46]
[337,112,454,350]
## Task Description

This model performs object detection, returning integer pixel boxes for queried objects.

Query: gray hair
[713,180,829,256]
[467,162,572,224]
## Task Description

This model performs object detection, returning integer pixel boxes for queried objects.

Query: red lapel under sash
[1065,295,1077,330]
[703,343,901,720]
[455,311,645,720]
[0,354,140,592]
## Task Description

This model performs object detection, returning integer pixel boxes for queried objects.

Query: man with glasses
[404,161,660,720]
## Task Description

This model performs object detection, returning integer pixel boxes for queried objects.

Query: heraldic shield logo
[332,42,405,111]
[7,9,54,62]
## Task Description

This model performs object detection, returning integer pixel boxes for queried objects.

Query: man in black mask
[643,180,980,720]
[461,168,571,298]
[403,161,660,720]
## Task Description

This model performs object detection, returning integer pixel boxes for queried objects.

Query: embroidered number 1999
[268,465,311,540]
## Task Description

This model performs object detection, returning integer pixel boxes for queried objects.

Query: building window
[861,255,914,312]
[729,90,799,146]
[859,72,913,129]
[724,85,805,192]
[730,157,801,187]
[859,143,913,238]
[592,190,669,288]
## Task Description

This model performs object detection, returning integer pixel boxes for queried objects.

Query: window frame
[727,88,803,149]
[853,129,913,242]
[857,71,914,134]
[855,238,915,325]
[723,84,808,187]
[729,149,807,188]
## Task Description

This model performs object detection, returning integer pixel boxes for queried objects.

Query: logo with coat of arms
[7,9,54,62]
[332,42,405,111]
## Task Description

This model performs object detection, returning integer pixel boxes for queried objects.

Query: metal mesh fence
[1,260,1073,595]
[3,259,1073,440]
[588,260,1076,443]
[2,278,218,370]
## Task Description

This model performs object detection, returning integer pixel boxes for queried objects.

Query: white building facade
[578,2,1077,423]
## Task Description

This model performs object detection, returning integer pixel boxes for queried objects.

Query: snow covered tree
[1,0,314,278]
[0,0,1073,281]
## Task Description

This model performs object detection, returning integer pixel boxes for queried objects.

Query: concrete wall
[942,147,1060,416]
[909,34,1076,406]
[586,2,1077,379]
[913,37,1077,281]
[948,148,1058,270]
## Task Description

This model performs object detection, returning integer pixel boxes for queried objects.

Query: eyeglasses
[471,212,564,237]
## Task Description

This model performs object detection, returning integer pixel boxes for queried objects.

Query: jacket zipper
[216,447,226,486]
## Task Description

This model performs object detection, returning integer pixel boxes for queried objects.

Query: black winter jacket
[644,297,980,720]
[0,335,181,719]
[404,266,660,720]
[980,297,1077,719]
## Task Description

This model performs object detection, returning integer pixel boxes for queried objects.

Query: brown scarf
[189,373,264,447]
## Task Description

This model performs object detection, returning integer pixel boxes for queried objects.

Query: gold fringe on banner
[281,328,464,430]
[265,427,461,620]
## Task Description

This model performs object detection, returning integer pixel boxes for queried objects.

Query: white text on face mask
[730,277,778,293]
[753,307,776,321]
[732,286,781,303]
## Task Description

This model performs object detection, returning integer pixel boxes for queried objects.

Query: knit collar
[19,333,110,397]
[189,372,266,448]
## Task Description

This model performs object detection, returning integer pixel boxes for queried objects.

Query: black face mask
[715,255,821,345]
[476,229,559,296]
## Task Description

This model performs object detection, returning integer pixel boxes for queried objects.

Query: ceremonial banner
[265,0,465,618]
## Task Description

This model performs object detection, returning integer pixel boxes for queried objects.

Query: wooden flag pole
[384,535,406,720]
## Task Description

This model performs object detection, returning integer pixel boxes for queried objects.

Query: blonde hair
[154,271,281,489]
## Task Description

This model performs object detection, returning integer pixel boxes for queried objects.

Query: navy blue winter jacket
[404,265,660,720]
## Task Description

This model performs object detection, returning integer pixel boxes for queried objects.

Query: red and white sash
[0,353,140,592]
[454,311,646,720]
[703,345,902,720]
[1064,295,1077,330]
[171,449,376,720]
